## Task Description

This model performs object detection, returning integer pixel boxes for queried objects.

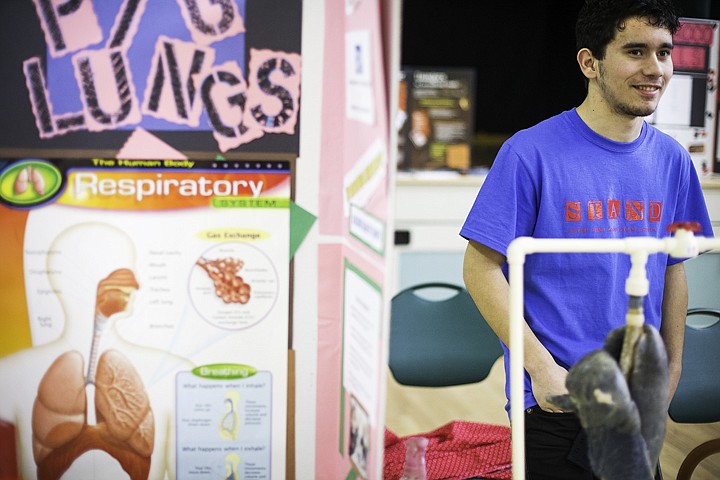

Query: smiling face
[588,17,674,119]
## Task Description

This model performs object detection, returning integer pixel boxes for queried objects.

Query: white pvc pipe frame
[506,229,720,479]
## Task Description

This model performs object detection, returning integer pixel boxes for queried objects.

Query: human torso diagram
[32,268,156,480]
[0,222,195,480]
[2,213,287,479]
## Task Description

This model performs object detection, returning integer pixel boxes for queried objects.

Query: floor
[385,359,720,480]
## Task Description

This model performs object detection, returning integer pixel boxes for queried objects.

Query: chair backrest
[389,282,503,387]
[668,308,720,424]
[686,253,720,312]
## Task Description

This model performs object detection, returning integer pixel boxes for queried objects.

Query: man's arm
[462,239,569,411]
[660,261,687,405]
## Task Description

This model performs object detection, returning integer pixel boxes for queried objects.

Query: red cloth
[384,421,512,480]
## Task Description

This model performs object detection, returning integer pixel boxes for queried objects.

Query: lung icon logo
[0,160,63,207]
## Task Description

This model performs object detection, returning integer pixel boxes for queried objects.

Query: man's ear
[577,48,598,79]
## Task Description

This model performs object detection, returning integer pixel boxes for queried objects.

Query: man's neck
[576,98,645,143]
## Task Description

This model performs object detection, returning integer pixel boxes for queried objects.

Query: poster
[400,67,475,171]
[0,157,291,480]
[0,0,302,156]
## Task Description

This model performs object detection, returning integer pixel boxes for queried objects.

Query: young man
[460,0,713,478]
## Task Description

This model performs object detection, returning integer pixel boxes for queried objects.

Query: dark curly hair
[575,0,681,59]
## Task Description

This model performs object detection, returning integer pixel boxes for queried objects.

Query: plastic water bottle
[400,436,428,480]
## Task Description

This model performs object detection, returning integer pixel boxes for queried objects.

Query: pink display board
[316,0,395,478]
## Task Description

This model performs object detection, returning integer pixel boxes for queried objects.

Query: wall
[394,176,720,293]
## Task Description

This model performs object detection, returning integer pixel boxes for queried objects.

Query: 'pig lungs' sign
[24,0,301,152]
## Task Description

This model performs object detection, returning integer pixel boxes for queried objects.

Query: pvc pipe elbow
[507,236,533,264]
[666,229,700,258]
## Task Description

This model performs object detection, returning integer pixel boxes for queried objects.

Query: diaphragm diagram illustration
[219,391,241,441]
[224,452,240,480]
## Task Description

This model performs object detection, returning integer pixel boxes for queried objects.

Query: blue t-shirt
[460,108,713,412]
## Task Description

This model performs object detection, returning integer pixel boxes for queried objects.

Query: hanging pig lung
[548,325,669,480]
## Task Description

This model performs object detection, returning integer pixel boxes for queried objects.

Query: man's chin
[620,103,658,119]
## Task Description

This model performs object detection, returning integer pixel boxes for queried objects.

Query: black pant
[524,406,595,480]
[523,406,663,480]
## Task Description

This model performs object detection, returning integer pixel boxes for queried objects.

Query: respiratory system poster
[0,157,291,480]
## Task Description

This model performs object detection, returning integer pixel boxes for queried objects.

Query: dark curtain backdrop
[401,0,720,136]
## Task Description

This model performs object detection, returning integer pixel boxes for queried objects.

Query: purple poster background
[0,0,302,156]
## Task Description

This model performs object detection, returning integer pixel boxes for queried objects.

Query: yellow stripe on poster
[0,209,32,356]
